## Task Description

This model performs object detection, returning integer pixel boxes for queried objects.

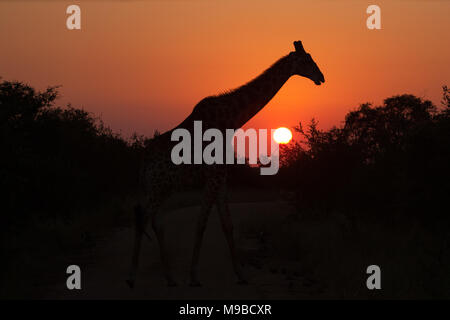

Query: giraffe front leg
[189,199,214,287]
[217,198,248,285]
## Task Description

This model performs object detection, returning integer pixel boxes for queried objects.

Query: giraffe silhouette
[126,41,325,288]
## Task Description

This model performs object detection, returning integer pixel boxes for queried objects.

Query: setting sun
[273,127,292,144]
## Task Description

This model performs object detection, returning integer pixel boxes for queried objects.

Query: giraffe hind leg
[126,204,148,289]
[152,209,177,287]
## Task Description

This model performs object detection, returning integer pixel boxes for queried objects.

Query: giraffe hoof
[237,279,248,285]
[126,279,134,289]
[189,280,202,287]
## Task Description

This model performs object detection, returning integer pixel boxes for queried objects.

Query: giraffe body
[127,41,325,287]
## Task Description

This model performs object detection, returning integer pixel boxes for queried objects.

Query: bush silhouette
[0,79,140,228]
[280,88,450,221]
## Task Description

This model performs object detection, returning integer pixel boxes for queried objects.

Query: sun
[273,127,292,144]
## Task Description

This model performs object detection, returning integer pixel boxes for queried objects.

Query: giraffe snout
[314,73,325,85]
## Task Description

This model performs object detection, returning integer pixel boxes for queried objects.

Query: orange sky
[0,0,449,137]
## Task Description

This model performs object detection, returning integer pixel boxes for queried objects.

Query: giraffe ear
[293,41,305,53]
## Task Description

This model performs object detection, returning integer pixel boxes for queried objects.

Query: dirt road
[39,202,323,299]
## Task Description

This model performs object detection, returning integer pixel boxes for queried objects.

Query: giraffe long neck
[226,54,293,128]
[175,54,295,133]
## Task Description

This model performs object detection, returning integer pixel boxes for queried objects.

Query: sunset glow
[273,127,292,144]
[0,1,448,137]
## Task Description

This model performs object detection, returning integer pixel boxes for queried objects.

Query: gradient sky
[0,0,449,137]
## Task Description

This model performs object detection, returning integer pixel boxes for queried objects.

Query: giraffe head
[290,41,325,85]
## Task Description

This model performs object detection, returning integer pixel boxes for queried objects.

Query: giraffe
[126,41,325,288]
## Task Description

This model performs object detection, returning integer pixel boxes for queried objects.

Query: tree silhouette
[0,79,139,228]
[280,89,449,219]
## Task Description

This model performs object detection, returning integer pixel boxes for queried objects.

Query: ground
[6,188,448,299]
[35,199,325,299]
